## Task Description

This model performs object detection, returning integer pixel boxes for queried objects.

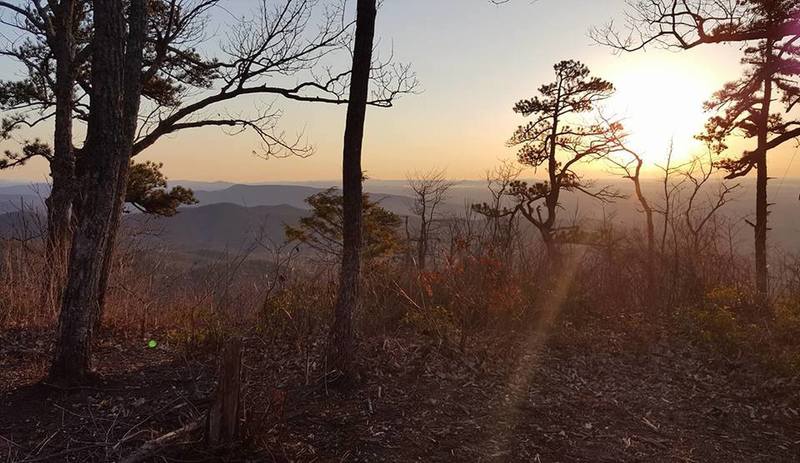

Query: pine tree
[486,60,619,260]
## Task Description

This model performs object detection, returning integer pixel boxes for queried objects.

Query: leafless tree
[603,122,657,290]
[407,169,455,270]
[472,160,523,263]
[681,151,740,256]
[655,141,685,256]
[592,0,800,52]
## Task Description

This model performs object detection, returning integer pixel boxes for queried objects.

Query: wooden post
[206,336,242,447]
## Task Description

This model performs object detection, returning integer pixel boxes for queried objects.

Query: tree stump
[206,336,242,447]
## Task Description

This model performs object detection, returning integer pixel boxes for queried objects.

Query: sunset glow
[605,55,724,168]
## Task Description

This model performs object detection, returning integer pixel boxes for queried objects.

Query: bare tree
[604,122,657,290]
[681,152,740,257]
[471,160,523,264]
[407,169,455,270]
[652,149,740,302]
[655,141,685,256]
[593,0,800,51]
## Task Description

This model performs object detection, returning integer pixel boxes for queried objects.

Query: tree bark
[95,0,148,330]
[328,0,376,382]
[206,337,242,446]
[50,0,147,384]
[42,0,78,316]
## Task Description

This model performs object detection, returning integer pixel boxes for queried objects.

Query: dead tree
[206,337,243,447]
[681,152,740,258]
[604,121,657,292]
[407,169,455,270]
[472,160,522,264]
[654,141,686,257]
[654,150,739,301]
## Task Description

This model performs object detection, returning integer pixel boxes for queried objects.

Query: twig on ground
[118,418,203,463]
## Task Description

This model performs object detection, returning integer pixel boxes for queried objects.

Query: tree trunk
[43,163,75,312]
[417,218,427,270]
[50,0,147,384]
[540,227,558,263]
[630,164,655,297]
[328,0,376,382]
[206,337,242,447]
[755,40,774,300]
[41,0,78,316]
[94,175,125,330]
[542,76,562,273]
[95,0,149,331]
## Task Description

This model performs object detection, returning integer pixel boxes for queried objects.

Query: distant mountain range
[1,179,798,255]
[0,183,419,256]
[191,183,415,216]
[0,181,417,215]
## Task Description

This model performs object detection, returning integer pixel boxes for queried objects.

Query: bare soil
[1,317,798,462]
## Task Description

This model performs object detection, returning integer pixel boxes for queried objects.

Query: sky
[2,0,799,184]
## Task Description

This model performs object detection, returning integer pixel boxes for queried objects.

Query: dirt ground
[1,319,799,462]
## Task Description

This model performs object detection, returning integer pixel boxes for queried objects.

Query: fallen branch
[118,418,202,463]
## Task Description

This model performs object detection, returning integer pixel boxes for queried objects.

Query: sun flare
[605,56,723,169]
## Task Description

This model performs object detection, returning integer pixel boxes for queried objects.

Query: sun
[603,54,723,169]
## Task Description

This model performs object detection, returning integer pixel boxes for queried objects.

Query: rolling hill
[123,202,308,252]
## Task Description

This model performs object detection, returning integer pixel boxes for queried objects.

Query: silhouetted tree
[483,60,620,261]
[697,27,800,296]
[596,0,800,297]
[594,0,800,51]
[680,152,740,258]
[330,0,377,383]
[604,122,657,291]
[481,161,523,258]
[407,169,455,270]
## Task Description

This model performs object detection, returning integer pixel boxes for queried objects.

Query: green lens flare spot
[147,340,157,349]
